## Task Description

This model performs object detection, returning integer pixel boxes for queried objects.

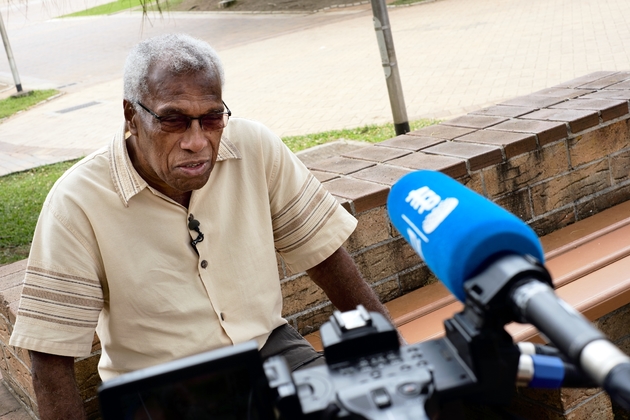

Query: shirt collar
[109,123,242,207]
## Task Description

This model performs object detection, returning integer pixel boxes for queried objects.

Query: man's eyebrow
[157,105,225,116]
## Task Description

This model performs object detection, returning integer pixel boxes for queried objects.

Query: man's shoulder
[47,147,112,201]
[227,117,268,132]
[225,118,280,145]
[222,118,286,164]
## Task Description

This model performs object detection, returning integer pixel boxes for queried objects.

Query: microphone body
[387,170,544,301]
[388,170,630,408]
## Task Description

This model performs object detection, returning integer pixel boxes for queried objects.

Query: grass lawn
[283,119,438,152]
[0,118,438,266]
[389,0,428,6]
[0,160,80,265]
[0,90,58,120]
[63,0,183,16]
[64,0,147,16]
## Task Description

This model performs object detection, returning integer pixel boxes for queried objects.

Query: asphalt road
[0,0,371,92]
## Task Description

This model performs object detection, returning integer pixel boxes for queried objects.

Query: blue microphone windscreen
[387,170,544,302]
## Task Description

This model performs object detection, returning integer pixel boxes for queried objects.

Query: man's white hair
[123,33,225,104]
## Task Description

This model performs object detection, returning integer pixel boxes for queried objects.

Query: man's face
[124,64,225,203]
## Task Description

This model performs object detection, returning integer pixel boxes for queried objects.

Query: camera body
[264,306,478,419]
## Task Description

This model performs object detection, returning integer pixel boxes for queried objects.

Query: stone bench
[3,70,630,419]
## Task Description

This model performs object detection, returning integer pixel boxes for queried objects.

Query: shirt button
[220,312,225,321]
[200,260,208,269]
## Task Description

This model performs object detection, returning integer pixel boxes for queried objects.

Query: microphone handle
[511,280,630,408]
[512,281,604,361]
[604,363,630,411]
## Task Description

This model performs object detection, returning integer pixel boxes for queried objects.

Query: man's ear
[123,100,138,136]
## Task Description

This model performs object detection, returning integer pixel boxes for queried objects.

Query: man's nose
[180,120,207,153]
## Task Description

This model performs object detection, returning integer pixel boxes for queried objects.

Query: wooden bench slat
[398,251,630,345]
[397,301,463,344]
[388,283,453,326]
[546,217,630,289]
[556,254,630,321]
[540,200,630,254]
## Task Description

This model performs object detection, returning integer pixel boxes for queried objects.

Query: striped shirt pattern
[273,174,338,254]
[18,266,103,329]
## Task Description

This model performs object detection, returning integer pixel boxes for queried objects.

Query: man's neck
[125,135,192,208]
[173,192,192,208]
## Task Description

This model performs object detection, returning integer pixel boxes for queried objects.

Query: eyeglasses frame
[135,100,231,133]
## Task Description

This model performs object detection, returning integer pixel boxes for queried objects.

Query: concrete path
[1,0,630,176]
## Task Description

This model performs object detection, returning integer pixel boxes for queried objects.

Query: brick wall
[2,70,630,419]
[281,70,630,337]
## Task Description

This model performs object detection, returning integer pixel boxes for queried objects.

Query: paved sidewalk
[0,375,31,419]
[1,0,630,176]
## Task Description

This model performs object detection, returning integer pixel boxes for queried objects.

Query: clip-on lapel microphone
[188,214,205,255]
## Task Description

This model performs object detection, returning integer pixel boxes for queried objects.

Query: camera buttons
[398,382,422,397]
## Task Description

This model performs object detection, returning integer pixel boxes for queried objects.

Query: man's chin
[168,173,212,194]
[173,177,211,193]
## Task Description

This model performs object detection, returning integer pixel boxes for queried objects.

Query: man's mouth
[178,160,210,176]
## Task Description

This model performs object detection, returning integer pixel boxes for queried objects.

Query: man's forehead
[146,63,220,91]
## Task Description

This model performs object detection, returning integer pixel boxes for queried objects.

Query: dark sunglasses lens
[200,114,228,131]
[159,115,190,133]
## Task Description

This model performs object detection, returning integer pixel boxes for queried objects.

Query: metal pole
[370,0,409,135]
[0,10,22,93]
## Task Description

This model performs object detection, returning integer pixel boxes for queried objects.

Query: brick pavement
[1,0,630,177]
[1,0,630,417]
[0,375,32,420]
[0,0,630,175]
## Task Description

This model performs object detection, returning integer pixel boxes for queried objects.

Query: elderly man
[9,34,395,419]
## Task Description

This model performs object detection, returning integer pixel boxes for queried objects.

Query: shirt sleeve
[266,130,358,273]
[9,190,104,358]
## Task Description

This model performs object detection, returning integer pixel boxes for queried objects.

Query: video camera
[262,258,629,419]
[264,305,473,420]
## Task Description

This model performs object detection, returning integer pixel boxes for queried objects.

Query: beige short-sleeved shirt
[9,118,357,380]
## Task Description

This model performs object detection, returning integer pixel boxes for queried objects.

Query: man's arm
[30,351,86,420]
[305,246,397,326]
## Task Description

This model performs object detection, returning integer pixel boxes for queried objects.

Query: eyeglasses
[136,101,231,133]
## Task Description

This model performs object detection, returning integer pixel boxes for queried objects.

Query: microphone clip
[188,214,205,255]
